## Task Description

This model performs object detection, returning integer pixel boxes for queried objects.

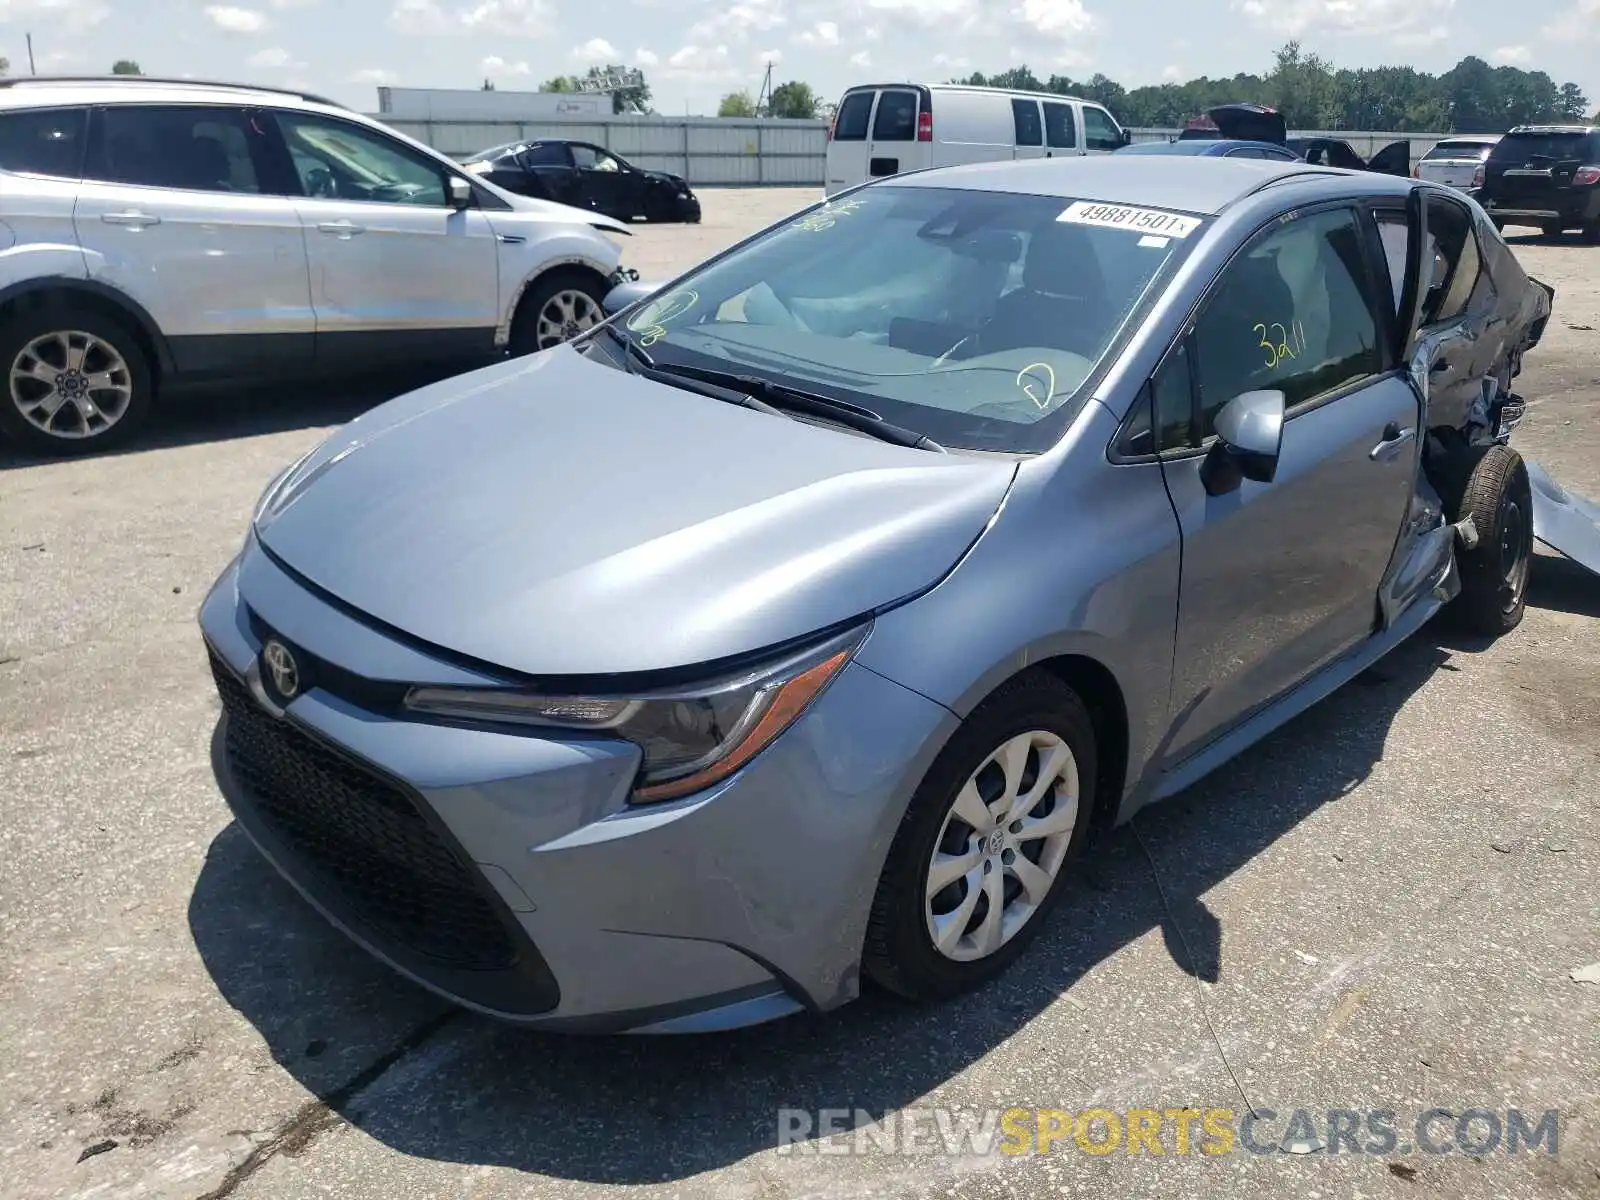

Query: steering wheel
[305,167,336,198]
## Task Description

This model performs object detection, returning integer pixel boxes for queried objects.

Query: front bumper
[199,538,956,1032]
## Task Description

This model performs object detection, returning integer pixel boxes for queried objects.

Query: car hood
[643,170,691,191]
[253,347,1017,677]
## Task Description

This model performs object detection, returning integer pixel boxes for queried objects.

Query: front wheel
[864,672,1096,1003]
[507,270,607,357]
[1445,443,1534,637]
[0,307,153,456]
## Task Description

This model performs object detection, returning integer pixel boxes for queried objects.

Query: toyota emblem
[262,640,300,700]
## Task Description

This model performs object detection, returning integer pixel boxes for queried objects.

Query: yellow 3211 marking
[1254,319,1308,369]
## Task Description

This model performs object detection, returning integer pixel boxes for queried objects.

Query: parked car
[0,75,635,455]
[203,155,1599,1033]
[1181,103,1411,175]
[1478,124,1600,241]
[460,139,701,224]
[1117,138,1299,162]
[825,83,1130,195]
[1414,134,1502,192]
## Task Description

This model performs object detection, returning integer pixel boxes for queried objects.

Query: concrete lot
[2,187,1599,1200]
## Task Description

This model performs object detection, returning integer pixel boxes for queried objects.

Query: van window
[1083,106,1123,151]
[1042,101,1077,149]
[834,92,873,142]
[872,91,918,142]
[1012,99,1043,147]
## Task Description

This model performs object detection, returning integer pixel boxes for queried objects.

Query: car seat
[982,222,1108,356]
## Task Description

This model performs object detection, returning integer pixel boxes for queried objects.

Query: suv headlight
[403,624,869,802]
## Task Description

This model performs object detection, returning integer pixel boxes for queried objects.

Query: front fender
[491,224,626,345]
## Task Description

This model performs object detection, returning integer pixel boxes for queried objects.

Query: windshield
[1491,132,1598,162]
[615,186,1203,453]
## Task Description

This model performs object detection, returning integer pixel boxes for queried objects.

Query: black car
[1180,104,1411,176]
[1479,125,1600,241]
[461,139,702,224]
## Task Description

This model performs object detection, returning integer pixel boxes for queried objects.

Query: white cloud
[571,37,617,62]
[1490,45,1531,63]
[1161,64,1183,81]
[0,0,110,33]
[390,0,551,36]
[864,0,981,33]
[850,50,872,68]
[1233,0,1454,42]
[1012,0,1095,36]
[1541,0,1599,41]
[204,4,269,32]
[269,0,318,7]
[248,46,305,68]
[759,48,782,64]
[932,52,970,70]
[689,0,785,42]
[662,42,740,80]
[795,20,840,47]
[349,67,396,83]
[635,47,660,65]
[481,54,531,74]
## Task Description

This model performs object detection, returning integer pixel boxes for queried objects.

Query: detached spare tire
[1441,442,1534,636]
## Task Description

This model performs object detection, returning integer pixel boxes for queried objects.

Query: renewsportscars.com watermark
[776,1106,1561,1158]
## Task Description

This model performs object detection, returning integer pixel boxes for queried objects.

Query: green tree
[540,75,579,93]
[482,78,495,91]
[767,80,819,119]
[111,59,142,75]
[718,90,756,117]
[1556,82,1589,120]
[0,56,9,77]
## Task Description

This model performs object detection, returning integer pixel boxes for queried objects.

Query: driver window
[275,112,448,206]
[1191,207,1382,437]
[572,145,620,172]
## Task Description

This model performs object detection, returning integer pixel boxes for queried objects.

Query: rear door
[73,102,314,375]
[569,143,629,217]
[866,87,922,181]
[1011,98,1046,161]
[825,88,875,195]
[1154,204,1416,762]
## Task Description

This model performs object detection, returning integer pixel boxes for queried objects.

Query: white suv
[0,76,636,455]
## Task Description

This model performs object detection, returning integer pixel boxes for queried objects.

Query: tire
[0,306,153,456]
[863,671,1097,1003]
[507,269,608,357]
[1541,222,1565,239]
[1441,443,1534,637]
[1582,221,1600,246]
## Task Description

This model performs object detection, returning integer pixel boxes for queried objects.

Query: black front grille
[211,657,517,972]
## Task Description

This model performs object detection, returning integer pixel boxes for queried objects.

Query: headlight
[403,624,869,802]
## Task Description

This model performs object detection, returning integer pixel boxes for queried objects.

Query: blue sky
[1,0,1594,118]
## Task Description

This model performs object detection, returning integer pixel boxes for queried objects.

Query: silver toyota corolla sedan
[201,155,1572,1033]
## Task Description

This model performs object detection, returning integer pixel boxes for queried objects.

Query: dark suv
[1480,125,1600,241]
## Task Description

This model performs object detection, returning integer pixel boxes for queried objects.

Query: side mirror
[1120,128,1133,147]
[1199,389,1286,496]
[448,176,473,209]
[602,278,662,317]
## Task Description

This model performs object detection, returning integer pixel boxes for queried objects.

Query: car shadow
[0,361,487,470]
[1526,548,1600,619]
[188,621,1459,1183]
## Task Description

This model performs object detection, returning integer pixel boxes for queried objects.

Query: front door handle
[101,210,160,229]
[317,220,366,237]
[1370,422,1416,462]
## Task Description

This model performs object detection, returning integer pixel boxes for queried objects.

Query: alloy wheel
[924,730,1080,962]
[9,330,134,441]
[535,289,602,350]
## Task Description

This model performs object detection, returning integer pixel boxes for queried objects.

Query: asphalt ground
[2,188,1598,1200]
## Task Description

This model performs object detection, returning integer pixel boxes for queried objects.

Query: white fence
[376,114,1448,186]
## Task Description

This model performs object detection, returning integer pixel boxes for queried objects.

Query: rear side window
[872,91,917,141]
[1421,197,1489,326]
[1012,99,1042,147]
[0,107,89,179]
[1042,101,1076,149]
[833,91,873,142]
[90,105,266,193]
[1491,132,1598,162]
[521,142,569,166]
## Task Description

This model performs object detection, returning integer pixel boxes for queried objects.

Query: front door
[73,103,314,375]
[269,109,501,364]
[1011,99,1046,161]
[1367,140,1413,177]
[1155,205,1419,763]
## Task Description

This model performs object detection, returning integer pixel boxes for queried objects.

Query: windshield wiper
[646,362,946,453]
[592,325,788,417]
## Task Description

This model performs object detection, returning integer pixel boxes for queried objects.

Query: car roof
[0,75,347,112]
[889,155,1380,216]
[843,82,1092,104]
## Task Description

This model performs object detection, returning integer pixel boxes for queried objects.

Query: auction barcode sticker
[1058,201,1202,238]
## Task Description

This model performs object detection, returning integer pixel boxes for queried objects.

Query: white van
[824,84,1131,196]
